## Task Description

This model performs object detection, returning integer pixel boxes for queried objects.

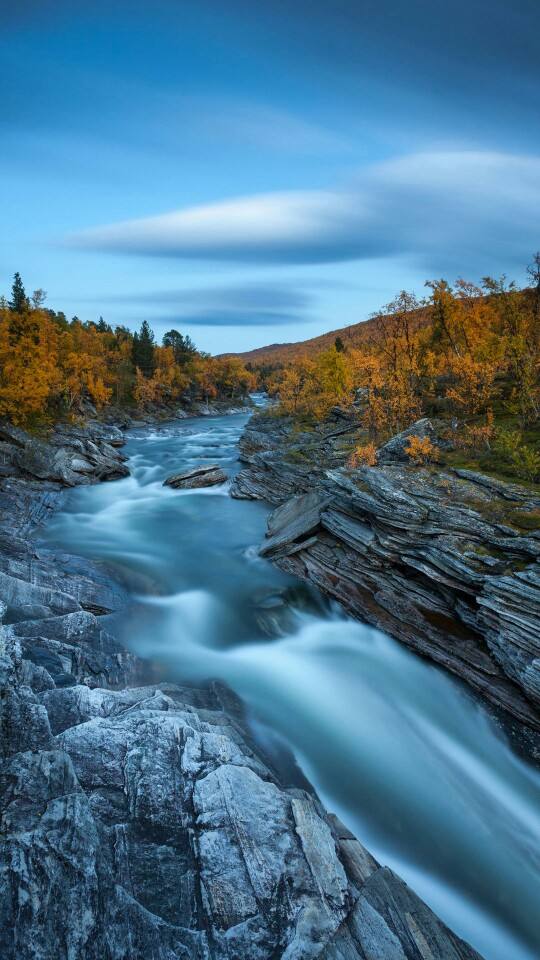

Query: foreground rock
[0,426,483,959]
[233,413,540,757]
[164,463,228,488]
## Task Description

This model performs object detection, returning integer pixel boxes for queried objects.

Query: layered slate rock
[164,464,228,489]
[0,421,484,959]
[0,419,129,485]
[234,413,540,753]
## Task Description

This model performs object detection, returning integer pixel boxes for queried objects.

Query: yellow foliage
[404,435,439,465]
[0,311,61,423]
[348,442,378,467]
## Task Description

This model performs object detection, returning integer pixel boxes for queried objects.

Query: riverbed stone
[163,464,228,488]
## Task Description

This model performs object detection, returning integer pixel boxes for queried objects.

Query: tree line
[0,274,256,425]
[263,254,540,483]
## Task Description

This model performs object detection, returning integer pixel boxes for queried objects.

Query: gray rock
[164,464,227,488]
[0,418,130,485]
[376,417,438,464]
[237,413,540,752]
[0,416,485,960]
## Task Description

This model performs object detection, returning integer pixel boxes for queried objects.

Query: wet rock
[164,464,227,488]
[237,414,540,752]
[0,415,485,959]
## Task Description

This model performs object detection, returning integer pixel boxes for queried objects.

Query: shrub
[404,435,439,465]
[456,411,494,452]
[348,442,378,467]
[493,428,523,461]
[511,445,540,483]
[492,428,540,482]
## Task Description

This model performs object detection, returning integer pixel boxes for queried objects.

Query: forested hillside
[247,256,540,485]
[0,273,255,426]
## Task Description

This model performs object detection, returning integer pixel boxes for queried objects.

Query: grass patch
[507,510,540,531]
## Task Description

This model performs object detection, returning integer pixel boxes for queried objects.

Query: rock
[0,419,130,485]
[0,414,485,959]
[0,654,484,959]
[376,417,438,464]
[236,413,540,755]
[260,489,330,558]
[163,464,227,489]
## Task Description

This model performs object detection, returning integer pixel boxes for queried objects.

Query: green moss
[284,448,309,464]
[507,510,540,531]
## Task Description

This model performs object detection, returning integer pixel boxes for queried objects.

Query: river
[43,410,540,960]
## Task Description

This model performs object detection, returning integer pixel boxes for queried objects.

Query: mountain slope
[224,306,431,366]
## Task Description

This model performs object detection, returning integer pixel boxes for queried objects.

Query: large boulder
[163,464,227,489]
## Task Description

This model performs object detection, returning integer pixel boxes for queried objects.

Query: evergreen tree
[9,272,27,313]
[163,328,196,365]
[334,336,345,353]
[132,320,156,377]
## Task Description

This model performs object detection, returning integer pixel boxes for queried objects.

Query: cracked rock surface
[1,421,483,959]
[232,413,540,758]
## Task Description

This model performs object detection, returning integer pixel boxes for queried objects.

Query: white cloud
[70,151,540,272]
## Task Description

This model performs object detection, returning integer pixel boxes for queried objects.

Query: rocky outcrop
[164,464,228,489]
[0,420,484,959]
[233,413,540,756]
[376,417,440,463]
[0,420,129,484]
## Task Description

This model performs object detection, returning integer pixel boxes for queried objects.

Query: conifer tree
[132,320,156,378]
[9,272,27,313]
[163,329,197,365]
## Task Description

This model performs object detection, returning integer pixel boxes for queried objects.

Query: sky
[1,0,540,354]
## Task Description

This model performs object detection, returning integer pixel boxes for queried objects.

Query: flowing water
[44,410,540,960]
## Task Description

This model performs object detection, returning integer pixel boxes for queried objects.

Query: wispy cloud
[148,309,307,328]
[95,282,314,328]
[187,98,350,154]
[69,151,540,273]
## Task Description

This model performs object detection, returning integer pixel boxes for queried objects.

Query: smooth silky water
[43,410,540,960]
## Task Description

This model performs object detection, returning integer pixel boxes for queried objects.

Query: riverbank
[0,415,485,959]
[231,410,540,760]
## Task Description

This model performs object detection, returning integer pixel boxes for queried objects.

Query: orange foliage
[348,442,378,467]
[0,285,255,426]
[404,436,439,465]
[0,311,61,423]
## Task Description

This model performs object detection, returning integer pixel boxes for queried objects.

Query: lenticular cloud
[70,151,540,269]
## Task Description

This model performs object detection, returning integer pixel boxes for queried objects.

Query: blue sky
[1,0,539,353]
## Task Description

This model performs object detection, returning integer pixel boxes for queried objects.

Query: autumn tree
[0,308,60,423]
[31,288,47,309]
[527,251,540,327]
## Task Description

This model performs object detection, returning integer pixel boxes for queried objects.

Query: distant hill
[222,307,431,367]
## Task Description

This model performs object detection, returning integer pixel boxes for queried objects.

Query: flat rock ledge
[0,429,483,959]
[232,414,540,758]
[164,464,228,489]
